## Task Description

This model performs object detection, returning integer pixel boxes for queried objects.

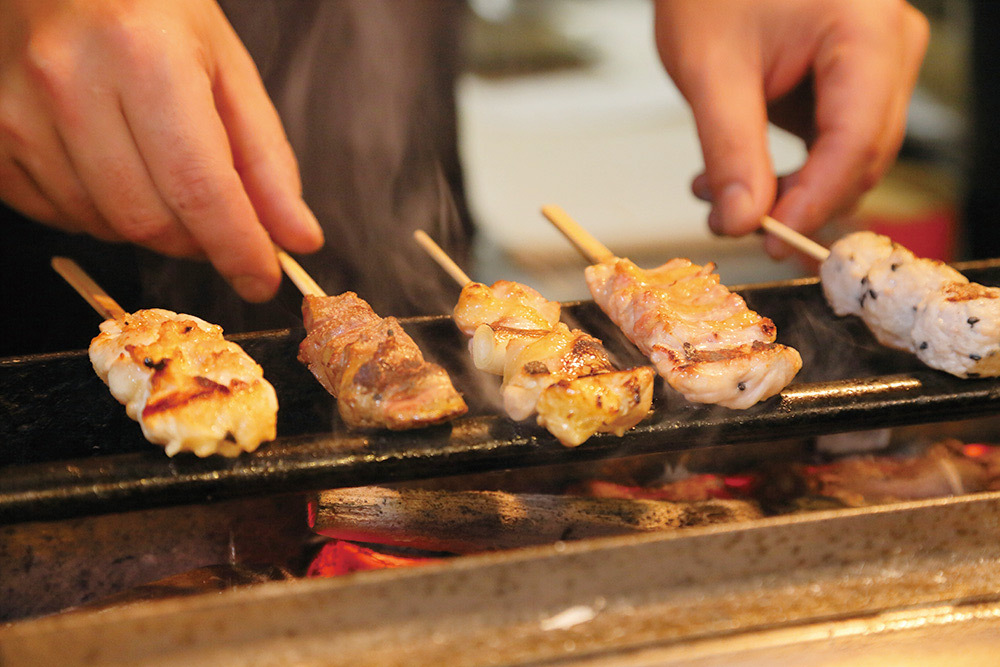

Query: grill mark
[142,376,238,418]
[523,361,550,376]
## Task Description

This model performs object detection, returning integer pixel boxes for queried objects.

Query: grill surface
[4,260,1000,524]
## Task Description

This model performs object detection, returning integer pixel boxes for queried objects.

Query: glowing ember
[574,474,755,501]
[963,443,992,458]
[306,539,440,578]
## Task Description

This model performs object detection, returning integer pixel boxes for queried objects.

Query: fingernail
[231,275,277,303]
[692,175,712,202]
[298,199,325,247]
[709,183,754,235]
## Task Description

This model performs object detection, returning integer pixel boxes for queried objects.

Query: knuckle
[906,8,931,51]
[163,162,227,215]
[100,19,163,71]
[21,35,73,104]
[115,210,175,246]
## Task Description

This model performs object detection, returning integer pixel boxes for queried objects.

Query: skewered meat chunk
[454,280,560,373]
[89,309,278,457]
[452,280,654,446]
[298,293,468,430]
[859,247,966,351]
[453,280,561,336]
[501,322,618,421]
[585,257,801,409]
[535,366,655,447]
[820,230,1000,378]
[911,283,1000,377]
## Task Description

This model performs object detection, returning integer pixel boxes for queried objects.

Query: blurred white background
[457,0,810,299]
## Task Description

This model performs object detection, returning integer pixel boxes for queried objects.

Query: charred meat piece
[299,293,468,430]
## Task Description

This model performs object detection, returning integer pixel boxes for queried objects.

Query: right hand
[654,0,929,258]
[0,0,324,301]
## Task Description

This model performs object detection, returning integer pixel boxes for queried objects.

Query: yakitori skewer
[278,248,468,430]
[52,257,278,458]
[414,230,654,447]
[760,216,1000,379]
[541,205,802,410]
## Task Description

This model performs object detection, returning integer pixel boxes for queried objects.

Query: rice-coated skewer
[762,218,1000,379]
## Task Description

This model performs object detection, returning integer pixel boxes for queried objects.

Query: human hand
[653,0,929,257]
[0,0,323,301]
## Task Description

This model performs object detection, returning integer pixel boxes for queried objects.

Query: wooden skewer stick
[275,246,327,297]
[413,230,472,286]
[759,216,830,262]
[51,257,128,321]
[541,205,831,265]
[540,204,615,265]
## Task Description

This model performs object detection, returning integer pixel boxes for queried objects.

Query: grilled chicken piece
[819,231,897,317]
[453,280,561,336]
[453,280,655,446]
[299,293,467,430]
[820,230,1000,378]
[454,280,561,373]
[536,367,655,447]
[501,322,617,420]
[585,257,801,409]
[89,309,278,457]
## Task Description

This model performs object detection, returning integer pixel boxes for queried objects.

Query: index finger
[770,22,915,238]
[120,54,280,302]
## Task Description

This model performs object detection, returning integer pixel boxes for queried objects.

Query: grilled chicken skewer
[52,257,278,458]
[542,206,802,409]
[277,248,468,430]
[760,218,1000,379]
[415,231,654,447]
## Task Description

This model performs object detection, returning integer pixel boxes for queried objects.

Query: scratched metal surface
[3,260,1000,524]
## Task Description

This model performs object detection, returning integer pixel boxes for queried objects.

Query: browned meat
[298,293,468,430]
[452,280,654,447]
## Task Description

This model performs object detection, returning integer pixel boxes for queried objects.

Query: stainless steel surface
[5,490,1000,665]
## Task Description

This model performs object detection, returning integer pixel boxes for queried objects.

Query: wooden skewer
[540,204,615,265]
[542,205,830,264]
[51,257,128,321]
[275,245,327,297]
[413,230,472,286]
[759,216,830,261]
